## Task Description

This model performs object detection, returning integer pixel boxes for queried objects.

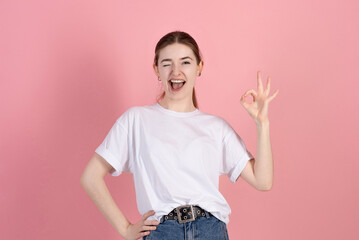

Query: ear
[153,63,159,77]
[197,60,204,76]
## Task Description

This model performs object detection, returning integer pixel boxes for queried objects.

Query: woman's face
[154,43,203,102]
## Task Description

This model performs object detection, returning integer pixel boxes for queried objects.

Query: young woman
[81,31,279,240]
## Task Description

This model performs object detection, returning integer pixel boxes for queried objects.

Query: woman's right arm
[80,153,158,240]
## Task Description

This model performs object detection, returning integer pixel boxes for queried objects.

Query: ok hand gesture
[240,71,279,125]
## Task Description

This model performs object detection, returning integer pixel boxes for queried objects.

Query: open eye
[182,61,191,65]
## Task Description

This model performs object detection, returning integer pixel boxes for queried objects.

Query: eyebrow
[160,56,193,63]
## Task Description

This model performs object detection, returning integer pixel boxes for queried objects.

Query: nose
[172,63,181,76]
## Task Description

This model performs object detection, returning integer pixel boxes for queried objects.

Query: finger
[142,210,155,220]
[249,89,257,100]
[240,100,249,111]
[257,71,263,93]
[140,231,151,237]
[142,225,157,231]
[241,89,257,102]
[268,89,279,102]
[240,94,251,109]
[144,220,160,225]
[264,77,271,96]
[243,89,257,97]
[239,95,247,106]
[240,97,249,108]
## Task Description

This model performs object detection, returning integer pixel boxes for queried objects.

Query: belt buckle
[175,205,195,224]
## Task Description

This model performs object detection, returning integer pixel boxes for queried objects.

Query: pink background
[1,0,358,239]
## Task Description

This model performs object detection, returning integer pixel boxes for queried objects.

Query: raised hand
[240,71,279,124]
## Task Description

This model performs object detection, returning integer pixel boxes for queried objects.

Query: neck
[158,97,196,112]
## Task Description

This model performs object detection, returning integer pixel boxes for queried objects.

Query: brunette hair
[154,31,202,109]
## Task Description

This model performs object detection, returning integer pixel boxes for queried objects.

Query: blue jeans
[143,212,229,240]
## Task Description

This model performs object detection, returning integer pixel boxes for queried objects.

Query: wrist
[255,119,270,127]
[117,220,131,238]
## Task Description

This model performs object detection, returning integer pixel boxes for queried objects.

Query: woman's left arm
[239,71,279,191]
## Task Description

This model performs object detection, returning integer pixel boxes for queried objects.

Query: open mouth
[168,79,186,91]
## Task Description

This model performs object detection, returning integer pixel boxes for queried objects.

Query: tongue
[173,82,184,89]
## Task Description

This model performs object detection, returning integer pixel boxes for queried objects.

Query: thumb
[240,98,249,110]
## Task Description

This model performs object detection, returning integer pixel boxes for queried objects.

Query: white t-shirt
[95,103,254,225]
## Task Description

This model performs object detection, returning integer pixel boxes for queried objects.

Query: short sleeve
[95,118,132,176]
[220,122,254,183]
